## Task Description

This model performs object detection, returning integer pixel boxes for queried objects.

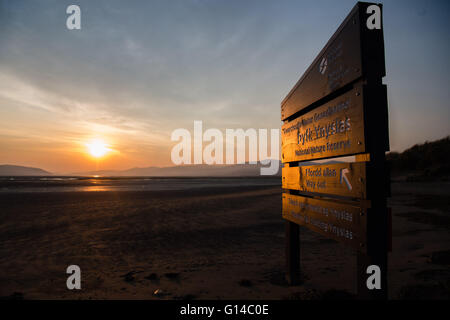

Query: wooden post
[357,243,388,299]
[356,148,389,300]
[356,203,388,300]
[285,220,300,285]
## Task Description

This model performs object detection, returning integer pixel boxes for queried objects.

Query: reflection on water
[80,185,111,192]
[0,176,281,193]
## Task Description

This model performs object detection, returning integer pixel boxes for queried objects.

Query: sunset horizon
[1,0,449,173]
[1,133,449,175]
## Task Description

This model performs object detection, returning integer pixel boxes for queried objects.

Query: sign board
[281,2,390,298]
[282,84,366,163]
[281,1,385,120]
[283,193,367,250]
[282,162,366,199]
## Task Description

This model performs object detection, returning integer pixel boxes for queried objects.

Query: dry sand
[0,182,449,300]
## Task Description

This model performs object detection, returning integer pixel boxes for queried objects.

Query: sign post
[281,2,390,299]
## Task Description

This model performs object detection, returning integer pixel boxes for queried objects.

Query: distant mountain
[0,158,346,177]
[71,161,283,177]
[0,165,51,176]
[71,159,350,177]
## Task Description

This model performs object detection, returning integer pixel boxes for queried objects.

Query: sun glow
[86,139,110,158]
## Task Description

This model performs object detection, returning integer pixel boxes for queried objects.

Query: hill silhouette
[0,165,51,176]
[387,136,450,181]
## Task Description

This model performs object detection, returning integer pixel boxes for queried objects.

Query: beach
[0,178,449,299]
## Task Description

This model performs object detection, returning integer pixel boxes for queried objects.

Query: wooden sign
[281,2,389,299]
[283,193,367,250]
[282,162,366,199]
[282,84,366,163]
[281,2,385,120]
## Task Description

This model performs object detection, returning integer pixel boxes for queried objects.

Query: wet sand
[0,182,449,299]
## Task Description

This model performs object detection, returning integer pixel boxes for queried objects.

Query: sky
[0,0,449,173]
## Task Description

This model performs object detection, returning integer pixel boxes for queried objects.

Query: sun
[86,139,110,158]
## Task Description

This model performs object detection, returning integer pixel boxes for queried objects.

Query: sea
[0,176,281,193]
